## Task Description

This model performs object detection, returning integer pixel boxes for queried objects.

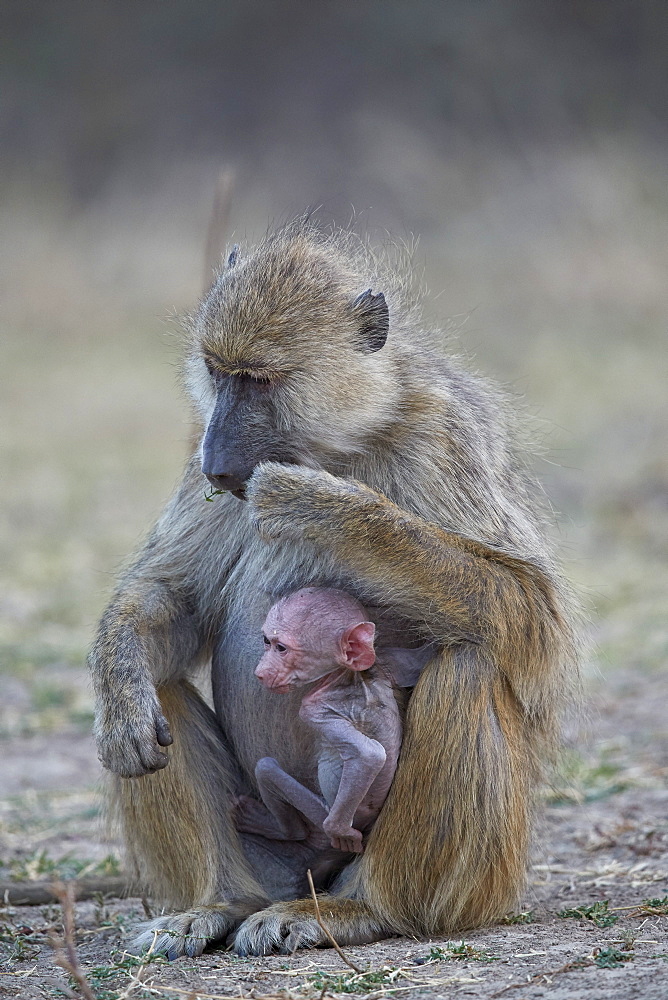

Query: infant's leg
[255,756,329,840]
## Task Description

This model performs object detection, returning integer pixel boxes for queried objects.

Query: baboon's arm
[90,461,244,777]
[90,580,202,776]
[247,464,567,691]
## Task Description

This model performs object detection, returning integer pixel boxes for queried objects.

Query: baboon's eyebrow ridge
[202,354,282,380]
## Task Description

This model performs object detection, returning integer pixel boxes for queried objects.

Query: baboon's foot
[132,898,266,959]
[233,897,391,956]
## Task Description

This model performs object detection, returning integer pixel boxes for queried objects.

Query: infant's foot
[232,795,280,837]
[323,821,364,854]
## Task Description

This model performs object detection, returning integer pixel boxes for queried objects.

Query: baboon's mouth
[231,488,247,501]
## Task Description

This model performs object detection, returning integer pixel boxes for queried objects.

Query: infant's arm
[301,699,386,852]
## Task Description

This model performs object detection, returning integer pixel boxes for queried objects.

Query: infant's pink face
[255,602,342,693]
[256,589,376,692]
[255,636,335,692]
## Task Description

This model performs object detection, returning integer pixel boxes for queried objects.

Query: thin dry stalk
[116,927,161,999]
[48,881,97,1000]
[306,869,364,974]
[203,168,235,289]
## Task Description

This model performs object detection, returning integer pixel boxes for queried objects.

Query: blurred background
[0,1,666,865]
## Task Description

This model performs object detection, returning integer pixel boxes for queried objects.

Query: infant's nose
[255,664,272,685]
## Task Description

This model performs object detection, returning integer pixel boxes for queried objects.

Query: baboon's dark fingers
[154,711,173,747]
[95,725,170,777]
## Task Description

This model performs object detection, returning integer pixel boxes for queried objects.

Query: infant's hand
[323,819,364,854]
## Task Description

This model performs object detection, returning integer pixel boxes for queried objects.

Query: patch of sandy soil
[0,666,666,1000]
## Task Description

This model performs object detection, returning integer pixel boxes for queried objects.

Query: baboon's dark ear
[351,289,389,353]
[226,244,240,269]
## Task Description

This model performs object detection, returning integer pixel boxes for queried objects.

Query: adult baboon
[89,220,577,958]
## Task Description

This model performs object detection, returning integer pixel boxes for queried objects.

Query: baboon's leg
[359,645,532,931]
[233,645,532,955]
[116,681,269,958]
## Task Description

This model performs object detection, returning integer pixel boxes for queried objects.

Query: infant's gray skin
[234,587,430,853]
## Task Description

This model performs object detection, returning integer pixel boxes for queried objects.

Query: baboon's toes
[233,903,326,955]
[132,902,260,959]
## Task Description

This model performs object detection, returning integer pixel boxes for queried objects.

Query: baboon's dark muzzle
[201,385,258,497]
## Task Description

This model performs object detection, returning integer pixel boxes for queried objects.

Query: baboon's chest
[209,530,418,788]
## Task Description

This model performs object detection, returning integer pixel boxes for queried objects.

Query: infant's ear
[342,622,376,671]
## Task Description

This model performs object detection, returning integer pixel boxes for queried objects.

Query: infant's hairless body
[234,588,430,853]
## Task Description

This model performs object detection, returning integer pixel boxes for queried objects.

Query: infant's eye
[276,643,287,653]
[262,635,270,646]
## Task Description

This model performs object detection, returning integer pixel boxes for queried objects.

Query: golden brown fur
[88,219,578,958]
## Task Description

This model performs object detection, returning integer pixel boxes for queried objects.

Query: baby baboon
[236,586,428,854]
[89,219,577,958]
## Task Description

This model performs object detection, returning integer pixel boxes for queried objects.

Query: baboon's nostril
[205,473,246,493]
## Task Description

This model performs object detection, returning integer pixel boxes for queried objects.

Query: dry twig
[116,928,162,999]
[48,881,97,1000]
[491,949,620,997]
[0,876,128,905]
[306,868,364,974]
[203,168,235,290]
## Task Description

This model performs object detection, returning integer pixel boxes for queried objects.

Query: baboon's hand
[247,463,364,541]
[94,688,173,778]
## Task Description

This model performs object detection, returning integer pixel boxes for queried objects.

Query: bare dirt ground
[1,646,666,1000]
